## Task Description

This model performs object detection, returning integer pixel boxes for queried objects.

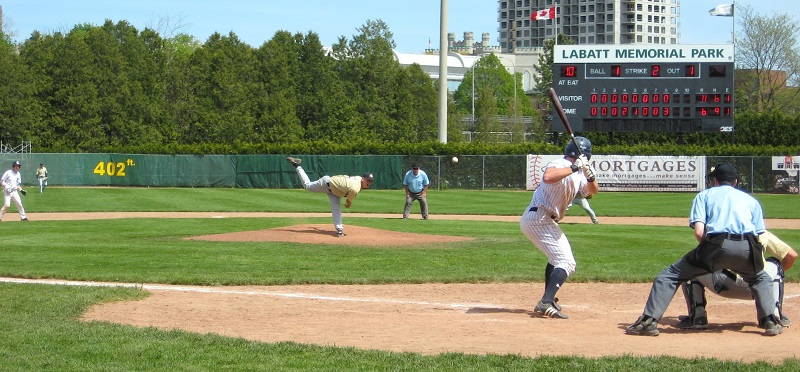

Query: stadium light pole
[437,0,448,143]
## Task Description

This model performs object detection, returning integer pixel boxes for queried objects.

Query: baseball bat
[547,87,582,156]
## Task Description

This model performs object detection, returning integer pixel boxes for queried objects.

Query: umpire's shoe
[676,315,708,330]
[626,315,659,336]
[533,300,568,319]
[762,315,784,336]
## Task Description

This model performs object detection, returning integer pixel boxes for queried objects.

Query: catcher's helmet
[564,137,592,160]
[12,160,21,168]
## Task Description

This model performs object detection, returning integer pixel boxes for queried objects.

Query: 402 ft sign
[93,158,136,177]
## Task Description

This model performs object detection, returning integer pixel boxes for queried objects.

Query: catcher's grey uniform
[680,230,796,328]
[520,137,598,319]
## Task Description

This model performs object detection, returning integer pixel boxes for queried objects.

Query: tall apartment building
[498,0,680,52]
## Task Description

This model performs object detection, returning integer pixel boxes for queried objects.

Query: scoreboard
[551,44,735,133]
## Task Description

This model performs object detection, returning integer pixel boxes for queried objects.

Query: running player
[520,137,598,319]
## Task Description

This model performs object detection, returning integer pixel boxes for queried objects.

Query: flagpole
[554,6,559,45]
[731,1,736,143]
[732,1,736,47]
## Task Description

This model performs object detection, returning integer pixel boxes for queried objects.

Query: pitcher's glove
[19,190,27,196]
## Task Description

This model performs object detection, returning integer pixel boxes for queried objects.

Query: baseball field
[1,187,799,370]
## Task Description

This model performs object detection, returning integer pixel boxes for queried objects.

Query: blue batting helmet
[564,137,592,160]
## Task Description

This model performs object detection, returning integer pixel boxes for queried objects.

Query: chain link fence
[404,155,798,193]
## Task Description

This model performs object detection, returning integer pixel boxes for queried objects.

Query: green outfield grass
[17,186,800,219]
[2,188,799,370]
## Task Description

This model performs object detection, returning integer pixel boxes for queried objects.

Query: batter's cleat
[781,315,792,327]
[763,317,784,336]
[626,315,659,336]
[336,229,345,237]
[534,300,569,319]
[676,315,708,329]
[21,218,28,221]
[286,157,302,167]
[591,219,599,224]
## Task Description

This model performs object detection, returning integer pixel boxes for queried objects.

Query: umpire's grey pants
[643,237,776,321]
[403,192,428,219]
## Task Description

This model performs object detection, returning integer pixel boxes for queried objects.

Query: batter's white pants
[294,166,343,231]
[520,207,576,276]
[0,190,27,220]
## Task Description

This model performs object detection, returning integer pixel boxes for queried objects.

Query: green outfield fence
[0,154,794,193]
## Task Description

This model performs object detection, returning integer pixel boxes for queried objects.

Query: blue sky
[1,1,797,53]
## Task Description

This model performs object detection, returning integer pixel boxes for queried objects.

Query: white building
[397,1,681,93]
[498,0,681,51]
[393,51,539,93]
[404,32,541,93]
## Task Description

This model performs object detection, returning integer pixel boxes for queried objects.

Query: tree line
[0,19,475,152]
[0,13,798,155]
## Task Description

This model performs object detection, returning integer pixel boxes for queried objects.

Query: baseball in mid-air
[451,156,459,164]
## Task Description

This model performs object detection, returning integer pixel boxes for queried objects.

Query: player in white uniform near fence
[0,161,28,222]
[520,137,598,319]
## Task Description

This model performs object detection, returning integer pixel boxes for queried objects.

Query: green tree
[162,33,201,144]
[735,4,800,112]
[294,32,354,142]
[532,34,574,110]
[330,19,404,142]
[185,32,260,144]
[393,63,439,141]
[256,31,304,143]
[453,54,534,143]
[0,29,42,147]
[43,25,108,151]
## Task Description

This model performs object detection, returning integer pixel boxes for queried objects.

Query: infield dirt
[13,212,800,363]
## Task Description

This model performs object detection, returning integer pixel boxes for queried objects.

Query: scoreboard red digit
[551,45,735,133]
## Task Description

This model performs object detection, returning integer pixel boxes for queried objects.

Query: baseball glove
[19,190,27,196]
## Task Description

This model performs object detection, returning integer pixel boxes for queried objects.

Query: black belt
[529,207,557,220]
[707,232,753,241]
[326,182,332,193]
[720,269,738,281]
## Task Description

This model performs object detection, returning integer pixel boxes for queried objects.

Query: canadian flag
[532,6,556,21]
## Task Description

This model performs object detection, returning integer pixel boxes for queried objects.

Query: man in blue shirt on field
[626,162,782,337]
[402,164,430,220]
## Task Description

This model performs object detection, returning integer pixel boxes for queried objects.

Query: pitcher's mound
[185,224,474,247]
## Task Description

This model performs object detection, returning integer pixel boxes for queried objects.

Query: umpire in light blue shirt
[626,162,782,336]
[402,164,430,220]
